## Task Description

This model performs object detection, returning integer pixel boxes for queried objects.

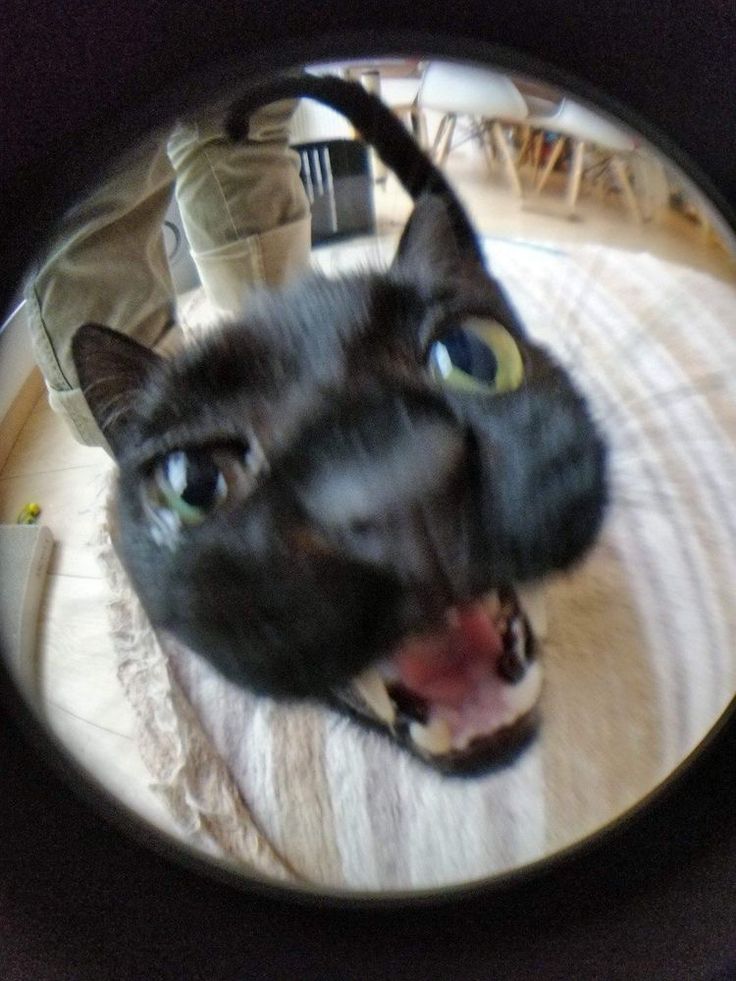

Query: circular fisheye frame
[2,6,736,978]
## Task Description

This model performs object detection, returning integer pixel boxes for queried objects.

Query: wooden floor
[1,145,733,842]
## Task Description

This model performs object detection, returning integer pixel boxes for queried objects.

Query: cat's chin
[334,586,545,775]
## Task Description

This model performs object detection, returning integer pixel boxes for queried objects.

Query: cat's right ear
[391,192,485,283]
[71,323,162,458]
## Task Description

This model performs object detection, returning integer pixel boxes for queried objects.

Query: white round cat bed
[98,238,736,892]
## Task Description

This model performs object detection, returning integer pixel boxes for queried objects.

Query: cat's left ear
[391,192,485,282]
[71,323,162,457]
[392,192,527,335]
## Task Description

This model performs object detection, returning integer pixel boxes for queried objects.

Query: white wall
[0,302,35,421]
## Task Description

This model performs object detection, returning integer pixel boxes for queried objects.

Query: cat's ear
[71,323,162,457]
[392,192,484,281]
[392,192,527,335]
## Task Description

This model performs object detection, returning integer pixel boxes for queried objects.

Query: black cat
[72,74,607,773]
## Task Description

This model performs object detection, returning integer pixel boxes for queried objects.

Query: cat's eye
[147,445,258,526]
[428,317,524,395]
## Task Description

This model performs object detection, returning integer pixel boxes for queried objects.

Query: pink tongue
[394,603,504,707]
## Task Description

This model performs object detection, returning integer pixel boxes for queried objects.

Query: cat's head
[72,189,606,774]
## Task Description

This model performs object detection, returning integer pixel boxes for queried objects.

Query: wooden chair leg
[516,124,533,167]
[417,110,429,150]
[610,154,643,224]
[409,104,428,149]
[437,114,457,167]
[479,120,496,174]
[531,131,544,183]
[535,135,566,193]
[491,120,523,197]
[564,139,586,213]
[430,114,450,162]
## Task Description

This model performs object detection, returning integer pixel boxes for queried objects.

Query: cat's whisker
[98,397,137,431]
[551,332,587,374]
[561,387,621,434]
[618,371,733,413]
[535,301,601,375]
[607,463,682,490]
[587,396,619,423]
[611,429,736,461]
[610,492,685,513]
[84,374,135,393]
[554,250,608,337]
[81,377,146,433]
[573,361,731,429]
[606,456,649,475]
[607,311,682,369]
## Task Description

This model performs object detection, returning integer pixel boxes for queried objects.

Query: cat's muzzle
[332,584,544,774]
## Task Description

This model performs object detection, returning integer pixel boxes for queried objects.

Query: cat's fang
[344,586,543,766]
[516,583,547,639]
[409,717,453,755]
[352,667,396,725]
[483,589,502,619]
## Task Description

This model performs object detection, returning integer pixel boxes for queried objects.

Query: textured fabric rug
[98,239,736,892]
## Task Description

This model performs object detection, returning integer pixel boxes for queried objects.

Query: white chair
[524,97,643,221]
[416,61,529,196]
[375,75,426,147]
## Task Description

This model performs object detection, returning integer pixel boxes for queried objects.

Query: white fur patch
[304,418,463,526]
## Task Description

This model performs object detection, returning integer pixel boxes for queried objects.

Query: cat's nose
[300,417,465,524]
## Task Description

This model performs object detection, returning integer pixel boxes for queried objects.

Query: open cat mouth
[334,586,544,774]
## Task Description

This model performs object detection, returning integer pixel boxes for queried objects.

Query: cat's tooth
[409,717,453,755]
[516,583,547,639]
[353,669,396,725]
[484,589,501,619]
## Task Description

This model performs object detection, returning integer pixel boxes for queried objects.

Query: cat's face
[73,194,607,774]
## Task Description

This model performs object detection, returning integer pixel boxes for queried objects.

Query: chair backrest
[378,76,422,108]
[526,98,638,152]
[417,61,529,120]
[289,98,352,144]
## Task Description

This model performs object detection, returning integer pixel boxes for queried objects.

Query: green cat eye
[147,445,259,528]
[153,450,228,525]
[428,317,524,395]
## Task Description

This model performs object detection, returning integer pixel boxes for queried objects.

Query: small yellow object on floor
[16,502,41,525]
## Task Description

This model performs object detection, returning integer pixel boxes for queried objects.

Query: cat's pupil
[438,327,498,384]
[165,450,223,508]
